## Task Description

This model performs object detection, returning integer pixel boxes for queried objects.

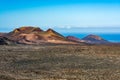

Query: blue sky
[0,0,120,33]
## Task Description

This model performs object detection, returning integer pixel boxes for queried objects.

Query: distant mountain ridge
[82,34,109,44]
[0,33,7,37]
[0,26,111,45]
[4,26,77,44]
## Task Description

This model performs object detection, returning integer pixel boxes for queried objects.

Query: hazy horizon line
[0,26,120,34]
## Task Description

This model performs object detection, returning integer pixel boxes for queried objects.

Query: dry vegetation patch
[0,45,120,80]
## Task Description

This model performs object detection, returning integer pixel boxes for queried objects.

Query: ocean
[62,33,120,42]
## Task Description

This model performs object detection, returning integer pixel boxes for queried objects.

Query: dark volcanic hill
[5,26,76,44]
[0,37,7,45]
[82,34,109,44]
[0,37,15,45]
